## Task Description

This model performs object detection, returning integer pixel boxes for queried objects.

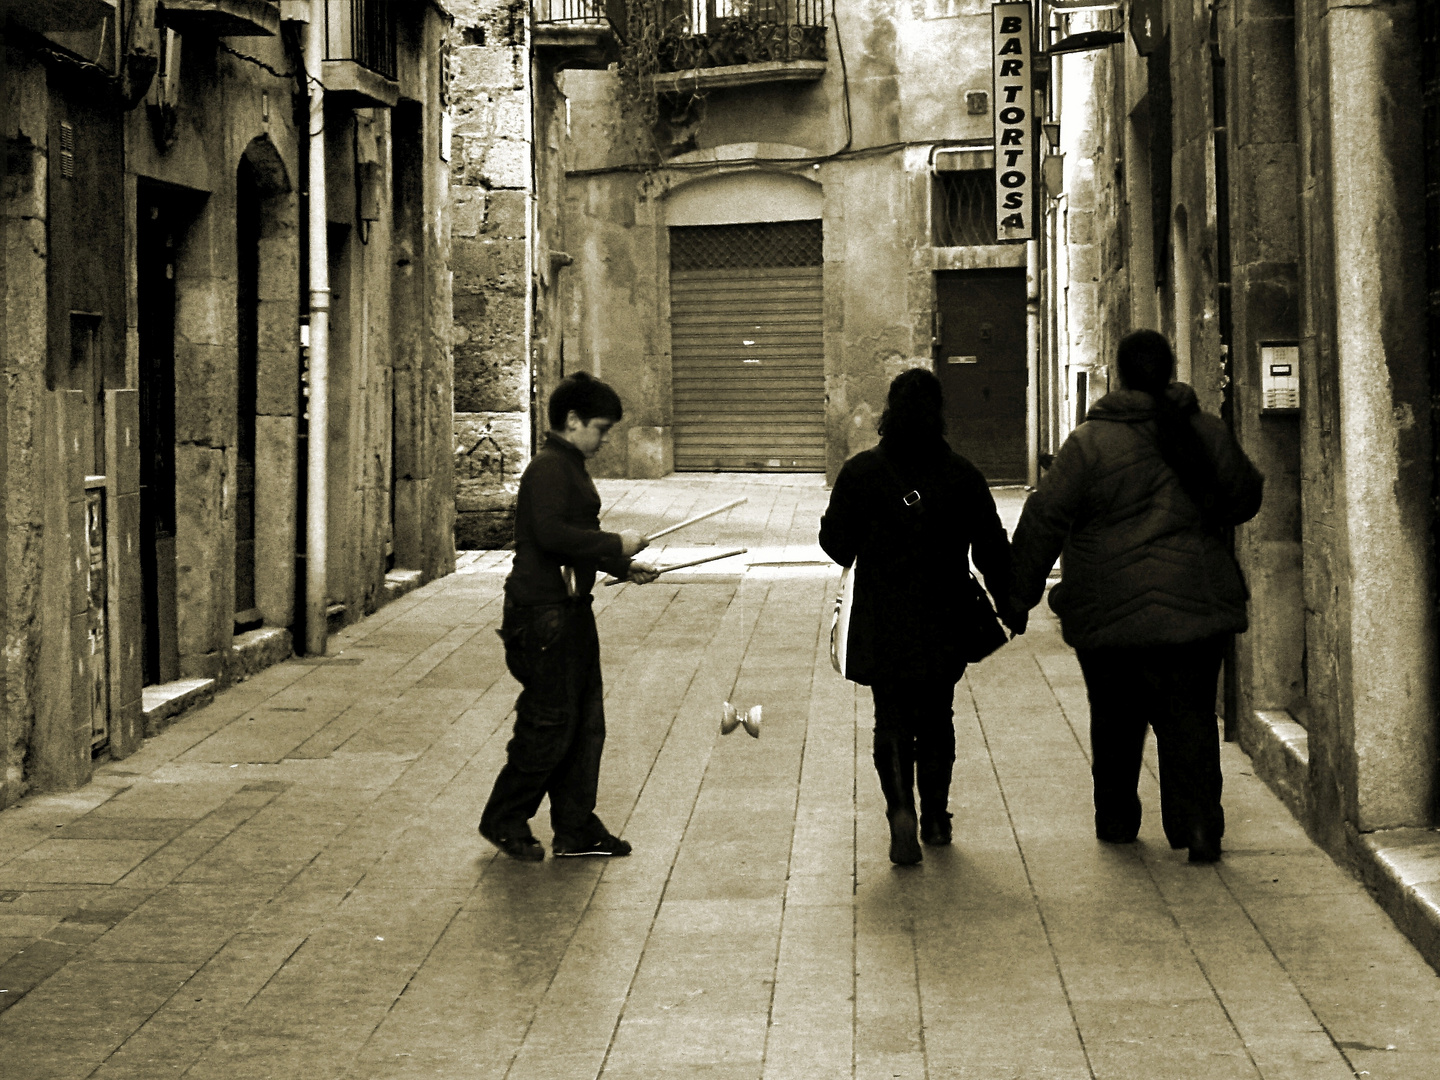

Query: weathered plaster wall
[1321,0,1433,832]
[2,51,50,805]
[1223,0,1307,746]
[1056,51,1112,395]
[450,0,530,549]
[554,0,1004,482]
[392,9,457,581]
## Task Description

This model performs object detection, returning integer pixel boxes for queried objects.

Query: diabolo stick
[644,497,747,542]
[605,547,748,585]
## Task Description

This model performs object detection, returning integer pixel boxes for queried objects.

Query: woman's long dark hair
[878,367,947,462]
[1117,330,1219,518]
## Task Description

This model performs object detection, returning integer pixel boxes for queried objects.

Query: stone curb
[1243,707,1440,973]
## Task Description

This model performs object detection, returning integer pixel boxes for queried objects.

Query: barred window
[670,220,823,271]
[933,171,998,247]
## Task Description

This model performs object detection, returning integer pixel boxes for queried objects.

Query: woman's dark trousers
[1074,637,1226,847]
[480,597,608,846]
[871,677,960,834]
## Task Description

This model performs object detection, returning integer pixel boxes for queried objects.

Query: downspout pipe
[1026,237,1041,488]
[304,0,330,656]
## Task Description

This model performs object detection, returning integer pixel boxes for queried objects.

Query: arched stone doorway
[235,135,298,632]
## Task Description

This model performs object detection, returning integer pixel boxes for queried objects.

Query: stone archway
[236,135,298,632]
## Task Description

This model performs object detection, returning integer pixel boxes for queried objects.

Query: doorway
[137,183,207,683]
[235,159,261,629]
[136,191,183,685]
[669,220,826,472]
[934,269,1028,483]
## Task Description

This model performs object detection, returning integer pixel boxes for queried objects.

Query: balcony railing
[535,0,826,72]
[536,0,608,23]
[325,0,397,81]
[658,0,826,72]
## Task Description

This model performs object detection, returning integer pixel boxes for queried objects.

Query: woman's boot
[916,757,954,846]
[874,736,921,865]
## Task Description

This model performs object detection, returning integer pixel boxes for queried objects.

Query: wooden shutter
[669,221,825,472]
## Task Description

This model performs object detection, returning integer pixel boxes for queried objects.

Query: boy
[479,372,658,861]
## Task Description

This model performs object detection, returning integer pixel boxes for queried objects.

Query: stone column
[1326,0,1434,830]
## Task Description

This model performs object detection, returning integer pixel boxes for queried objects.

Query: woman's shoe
[1187,825,1221,864]
[1096,826,1139,844]
[888,810,922,865]
[920,811,952,846]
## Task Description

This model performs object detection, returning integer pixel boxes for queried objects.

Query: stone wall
[1063,0,1436,854]
[449,0,530,549]
[550,0,1016,484]
[0,1,455,805]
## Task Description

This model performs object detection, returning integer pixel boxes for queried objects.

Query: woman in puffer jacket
[1008,330,1263,863]
[820,368,1021,866]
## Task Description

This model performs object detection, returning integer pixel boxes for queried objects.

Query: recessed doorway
[934,269,1028,483]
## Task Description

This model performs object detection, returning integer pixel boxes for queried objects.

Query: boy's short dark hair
[548,371,623,429]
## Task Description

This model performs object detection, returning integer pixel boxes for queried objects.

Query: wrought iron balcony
[536,0,612,24]
[534,0,622,70]
[323,0,398,108]
[653,0,826,91]
[532,0,827,84]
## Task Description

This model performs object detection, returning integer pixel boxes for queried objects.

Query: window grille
[670,220,823,271]
[933,171,998,247]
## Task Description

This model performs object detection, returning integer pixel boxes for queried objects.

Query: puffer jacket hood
[1086,383,1199,423]
[1009,382,1264,650]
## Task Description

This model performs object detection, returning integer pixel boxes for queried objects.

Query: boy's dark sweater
[505,432,632,605]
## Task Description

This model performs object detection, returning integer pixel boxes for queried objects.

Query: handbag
[830,563,856,677]
[869,448,1009,665]
[960,572,1009,664]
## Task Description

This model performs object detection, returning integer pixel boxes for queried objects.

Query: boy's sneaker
[552,833,632,857]
[480,824,544,862]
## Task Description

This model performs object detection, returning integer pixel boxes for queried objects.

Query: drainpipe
[524,9,537,457]
[1026,237,1041,488]
[304,0,330,656]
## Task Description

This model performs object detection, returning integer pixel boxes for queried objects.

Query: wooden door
[934,269,1028,483]
[137,193,181,685]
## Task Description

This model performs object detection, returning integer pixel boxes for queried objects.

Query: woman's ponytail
[1116,330,1220,521]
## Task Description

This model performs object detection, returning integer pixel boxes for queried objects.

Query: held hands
[619,530,649,558]
[998,597,1029,637]
[627,561,660,585]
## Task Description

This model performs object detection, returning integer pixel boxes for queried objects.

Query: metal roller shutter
[669,221,825,471]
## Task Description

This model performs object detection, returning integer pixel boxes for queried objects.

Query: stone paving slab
[0,476,1438,1078]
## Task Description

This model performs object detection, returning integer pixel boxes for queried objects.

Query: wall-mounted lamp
[1042,121,1061,150]
[1046,29,1126,54]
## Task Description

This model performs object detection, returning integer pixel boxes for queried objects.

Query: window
[933,171,998,248]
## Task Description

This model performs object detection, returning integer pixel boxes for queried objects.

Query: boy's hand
[628,562,660,585]
[619,530,648,557]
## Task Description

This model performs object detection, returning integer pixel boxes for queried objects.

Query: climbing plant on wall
[614,0,827,159]
[616,0,666,155]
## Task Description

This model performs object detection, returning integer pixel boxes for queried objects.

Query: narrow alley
[0,479,1435,1080]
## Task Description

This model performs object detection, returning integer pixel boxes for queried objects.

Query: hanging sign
[992,1,1035,241]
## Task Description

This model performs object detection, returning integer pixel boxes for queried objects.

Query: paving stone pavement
[2,475,1439,1079]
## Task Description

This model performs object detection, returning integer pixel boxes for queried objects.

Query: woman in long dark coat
[820,368,1019,865]
[1008,330,1263,863]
